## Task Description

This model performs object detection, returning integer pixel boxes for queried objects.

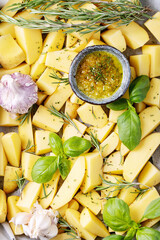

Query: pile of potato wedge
[0,0,160,239]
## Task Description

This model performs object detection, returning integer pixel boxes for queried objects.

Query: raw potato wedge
[144,12,160,42]
[81,152,103,194]
[66,208,96,240]
[77,103,108,128]
[130,54,150,76]
[0,63,30,79]
[39,170,60,209]
[0,34,25,69]
[129,187,160,223]
[32,105,64,132]
[103,151,124,174]
[68,199,79,211]
[50,156,85,209]
[31,30,65,80]
[118,187,139,206]
[35,130,52,155]
[140,106,160,140]
[80,208,110,237]
[3,166,22,194]
[44,84,73,111]
[15,26,42,65]
[2,132,21,167]
[16,182,42,212]
[142,45,160,78]
[21,152,40,181]
[101,29,126,52]
[0,107,20,126]
[45,50,77,73]
[123,133,160,182]
[0,132,7,176]
[7,196,23,235]
[75,190,101,215]
[138,162,160,188]
[18,114,34,152]
[0,190,7,223]
[143,78,160,107]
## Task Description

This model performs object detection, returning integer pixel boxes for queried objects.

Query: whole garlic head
[10,202,59,240]
[0,73,38,114]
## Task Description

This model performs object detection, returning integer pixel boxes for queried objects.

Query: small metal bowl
[69,45,131,105]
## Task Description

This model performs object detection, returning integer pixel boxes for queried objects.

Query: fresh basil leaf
[129,75,150,103]
[117,105,141,150]
[106,98,128,111]
[49,132,63,156]
[103,235,124,240]
[103,198,133,231]
[136,227,160,240]
[31,156,58,183]
[124,228,137,240]
[58,157,71,180]
[63,136,92,157]
[142,198,160,220]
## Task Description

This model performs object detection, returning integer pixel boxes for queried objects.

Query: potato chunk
[3,166,22,194]
[15,26,42,65]
[130,54,150,76]
[0,34,25,69]
[144,12,160,42]
[123,133,160,182]
[0,190,7,223]
[142,45,160,78]
[77,103,108,128]
[80,208,110,237]
[2,132,21,167]
[138,162,160,188]
[101,29,126,52]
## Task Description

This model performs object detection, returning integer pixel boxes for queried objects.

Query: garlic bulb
[10,202,59,240]
[0,0,9,8]
[0,73,38,114]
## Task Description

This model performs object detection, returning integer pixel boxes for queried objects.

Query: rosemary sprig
[13,171,26,195]
[0,0,151,34]
[17,105,33,126]
[50,71,69,85]
[58,216,80,240]
[48,106,80,133]
[24,139,35,152]
[89,131,101,153]
[40,183,52,200]
[96,176,151,198]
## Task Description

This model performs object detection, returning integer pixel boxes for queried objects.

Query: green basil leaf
[142,198,160,220]
[117,106,141,150]
[124,228,137,240]
[136,227,160,240]
[129,75,150,103]
[63,136,92,157]
[103,198,133,231]
[103,235,124,240]
[106,98,128,111]
[49,132,63,156]
[58,157,71,180]
[31,156,58,183]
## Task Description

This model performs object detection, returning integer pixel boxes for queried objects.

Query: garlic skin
[0,73,38,114]
[0,0,9,8]
[10,202,59,240]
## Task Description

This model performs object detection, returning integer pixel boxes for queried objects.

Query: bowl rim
[69,45,131,105]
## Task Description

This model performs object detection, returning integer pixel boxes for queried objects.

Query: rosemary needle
[49,71,69,85]
[58,216,80,240]
[0,0,151,33]
[96,176,151,198]
[48,106,80,133]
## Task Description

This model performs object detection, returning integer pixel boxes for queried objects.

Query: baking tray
[0,0,160,239]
